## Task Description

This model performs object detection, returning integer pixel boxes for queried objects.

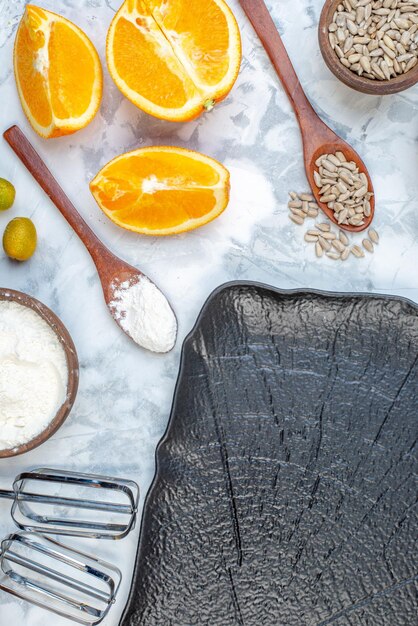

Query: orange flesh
[146,0,231,86]
[90,149,229,235]
[108,0,241,119]
[48,21,97,119]
[113,17,194,108]
[112,190,217,230]
[14,5,102,137]
[15,15,52,127]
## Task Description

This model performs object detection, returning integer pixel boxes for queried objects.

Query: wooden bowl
[319,0,418,95]
[0,289,79,458]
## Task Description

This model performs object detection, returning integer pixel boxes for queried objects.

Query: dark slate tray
[121,283,418,626]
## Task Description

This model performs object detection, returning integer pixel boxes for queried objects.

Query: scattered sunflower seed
[289,214,305,225]
[319,236,332,251]
[339,231,349,246]
[333,239,346,253]
[315,241,324,258]
[363,238,374,253]
[351,245,365,258]
[341,247,351,261]
[316,223,331,232]
[287,191,380,262]
[368,228,380,244]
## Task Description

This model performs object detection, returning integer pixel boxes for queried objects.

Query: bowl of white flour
[0,289,79,458]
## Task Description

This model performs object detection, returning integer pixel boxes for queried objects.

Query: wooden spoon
[239,0,375,232]
[4,125,177,353]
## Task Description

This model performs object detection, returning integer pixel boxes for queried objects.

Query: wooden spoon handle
[3,125,114,266]
[239,0,319,128]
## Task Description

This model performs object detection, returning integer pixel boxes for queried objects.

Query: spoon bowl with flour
[4,126,177,354]
[102,264,177,354]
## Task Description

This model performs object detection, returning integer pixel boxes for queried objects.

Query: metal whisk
[0,468,139,539]
[0,531,122,625]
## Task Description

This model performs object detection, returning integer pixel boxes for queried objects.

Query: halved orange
[90,147,230,235]
[14,5,103,138]
[106,0,242,122]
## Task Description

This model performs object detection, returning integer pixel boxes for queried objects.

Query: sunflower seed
[319,236,332,251]
[316,223,331,232]
[338,208,349,224]
[363,238,374,252]
[341,247,351,261]
[305,234,319,243]
[368,228,380,244]
[351,245,365,258]
[339,161,358,171]
[333,239,347,253]
[328,154,343,167]
[404,56,417,71]
[322,159,338,173]
[339,231,349,246]
[315,241,324,258]
[350,216,365,225]
[327,252,341,260]
[289,214,304,225]
[290,208,306,217]
[307,208,319,218]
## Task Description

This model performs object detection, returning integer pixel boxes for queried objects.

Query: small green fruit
[0,178,16,211]
[3,217,37,261]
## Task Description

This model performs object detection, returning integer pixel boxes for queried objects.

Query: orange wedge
[14,5,103,138]
[90,147,230,235]
[106,0,242,122]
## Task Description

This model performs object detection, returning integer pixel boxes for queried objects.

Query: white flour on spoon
[0,300,68,450]
[110,276,177,353]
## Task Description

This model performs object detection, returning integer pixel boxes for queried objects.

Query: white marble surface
[0,0,417,624]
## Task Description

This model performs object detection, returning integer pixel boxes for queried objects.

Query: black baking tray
[121,283,418,626]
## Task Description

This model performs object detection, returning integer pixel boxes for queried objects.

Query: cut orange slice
[106,0,242,122]
[14,5,103,138]
[90,147,230,235]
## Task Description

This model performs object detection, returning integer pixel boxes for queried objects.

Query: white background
[0,0,417,624]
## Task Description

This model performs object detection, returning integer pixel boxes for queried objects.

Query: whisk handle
[0,490,15,501]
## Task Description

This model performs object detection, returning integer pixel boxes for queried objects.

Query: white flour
[110,276,177,353]
[0,300,68,450]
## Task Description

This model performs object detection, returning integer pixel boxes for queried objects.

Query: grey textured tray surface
[121,284,418,626]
